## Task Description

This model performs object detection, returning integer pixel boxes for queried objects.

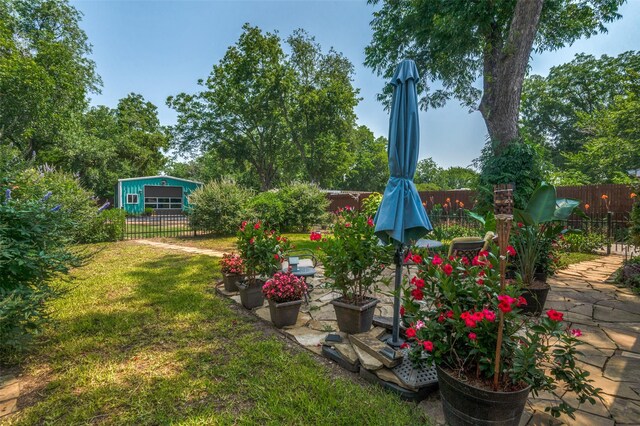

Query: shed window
[144,197,182,209]
[126,194,139,204]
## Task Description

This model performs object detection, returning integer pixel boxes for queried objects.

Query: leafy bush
[11,166,98,241]
[278,182,329,232]
[247,191,286,230]
[188,180,253,235]
[631,187,640,247]
[616,256,640,291]
[0,191,82,361]
[236,220,291,284]
[82,209,126,243]
[430,224,479,242]
[361,192,382,218]
[558,232,606,254]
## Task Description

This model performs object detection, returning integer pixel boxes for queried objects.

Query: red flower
[546,309,564,322]
[249,237,255,245]
[344,222,352,227]
[506,245,516,256]
[400,305,405,316]
[254,222,261,230]
[468,332,477,340]
[461,256,470,265]
[443,263,453,276]
[446,310,454,319]
[432,254,443,265]
[571,329,582,337]
[498,302,512,313]
[411,276,425,289]
[240,220,247,230]
[517,222,524,228]
[482,309,496,322]
[406,327,416,338]
[476,278,484,286]
[422,340,434,352]
[310,232,322,241]
[400,342,409,349]
[517,296,527,307]
[367,217,374,227]
[274,254,280,260]
[412,254,423,264]
[411,288,423,300]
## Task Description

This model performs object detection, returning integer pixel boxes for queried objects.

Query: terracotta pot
[331,297,379,334]
[437,366,530,426]
[268,299,303,328]
[237,279,265,309]
[222,273,244,292]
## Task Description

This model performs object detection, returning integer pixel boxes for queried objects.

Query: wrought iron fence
[124,214,210,239]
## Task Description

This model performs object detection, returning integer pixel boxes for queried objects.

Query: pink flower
[415,320,425,330]
[482,309,496,322]
[422,340,434,352]
[443,264,453,276]
[468,332,477,340]
[571,329,582,337]
[517,296,527,307]
[546,309,564,322]
[432,254,443,265]
[412,254,423,264]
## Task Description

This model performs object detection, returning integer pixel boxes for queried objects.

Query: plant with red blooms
[237,219,291,284]
[312,208,392,304]
[401,245,600,419]
[220,253,244,275]
[262,272,308,303]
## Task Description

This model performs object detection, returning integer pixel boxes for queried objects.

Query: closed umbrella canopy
[374,59,432,245]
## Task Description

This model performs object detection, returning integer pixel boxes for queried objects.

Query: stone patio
[217,254,640,425]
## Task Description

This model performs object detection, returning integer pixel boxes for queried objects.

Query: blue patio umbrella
[374,59,432,346]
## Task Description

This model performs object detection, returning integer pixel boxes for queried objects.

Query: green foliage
[278,182,329,232]
[617,257,640,292]
[341,126,389,192]
[522,52,640,180]
[314,209,391,304]
[415,182,440,191]
[361,192,383,218]
[80,209,126,243]
[247,191,286,230]
[169,25,360,190]
[631,187,640,247]
[558,233,606,254]
[11,166,97,241]
[0,190,81,360]
[430,224,479,243]
[188,180,252,235]
[476,141,545,212]
[415,158,478,190]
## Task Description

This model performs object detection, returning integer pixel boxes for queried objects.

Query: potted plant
[220,253,244,292]
[262,272,308,328]
[236,220,291,309]
[402,248,600,426]
[512,182,582,315]
[312,208,390,334]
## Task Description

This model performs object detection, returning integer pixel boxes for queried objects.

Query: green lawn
[8,242,429,425]
[558,251,602,268]
[156,232,319,253]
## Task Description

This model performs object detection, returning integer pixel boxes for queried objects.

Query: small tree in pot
[220,253,244,292]
[262,272,308,328]
[236,220,291,309]
[313,208,391,334]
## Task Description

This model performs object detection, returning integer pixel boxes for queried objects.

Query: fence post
[606,211,613,255]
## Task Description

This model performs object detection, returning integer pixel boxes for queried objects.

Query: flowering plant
[237,220,291,285]
[312,208,391,304]
[220,253,244,275]
[262,272,308,303]
[402,247,600,418]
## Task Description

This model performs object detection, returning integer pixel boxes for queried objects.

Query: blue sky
[71,0,639,168]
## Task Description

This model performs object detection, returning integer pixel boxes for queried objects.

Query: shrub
[11,166,98,241]
[558,232,606,254]
[361,192,382,218]
[279,182,329,232]
[631,188,640,247]
[236,220,291,284]
[188,180,252,235]
[0,191,82,361]
[82,209,126,243]
[262,272,308,303]
[247,191,286,230]
[616,257,640,291]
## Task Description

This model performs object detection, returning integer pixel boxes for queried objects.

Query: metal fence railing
[124,214,209,240]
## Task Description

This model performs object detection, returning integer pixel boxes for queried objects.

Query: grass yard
[558,252,602,268]
[7,242,429,425]
[155,232,319,253]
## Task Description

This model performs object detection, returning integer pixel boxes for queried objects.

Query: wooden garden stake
[492,184,514,391]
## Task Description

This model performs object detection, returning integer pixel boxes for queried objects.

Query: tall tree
[365,0,624,151]
[341,125,388,192]
[521,51,640,166]
[168,24,361,190]
[0,0,100,158]
[414,158,443,185]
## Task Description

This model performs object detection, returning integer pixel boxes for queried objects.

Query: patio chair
[448,237,486,263]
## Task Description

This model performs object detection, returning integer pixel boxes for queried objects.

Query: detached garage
[115,176,202,215]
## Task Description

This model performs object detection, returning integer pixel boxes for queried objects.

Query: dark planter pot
[331,297,379,334]
[437,366,530,426]
[521,284,550,316]
[268,299,303,328]
[237,279,265,309]
[222,273,244,292]
[534,271,548,282]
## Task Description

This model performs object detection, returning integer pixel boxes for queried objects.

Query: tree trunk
[479,0,544,153]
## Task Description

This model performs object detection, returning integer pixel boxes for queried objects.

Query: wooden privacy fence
[326,184,637,217]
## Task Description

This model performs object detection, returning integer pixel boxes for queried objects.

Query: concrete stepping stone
[352,343,383,371]
[603,355,640,382]
[349,333,402,368]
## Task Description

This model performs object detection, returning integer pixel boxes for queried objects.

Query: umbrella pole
[388,245,404,348]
